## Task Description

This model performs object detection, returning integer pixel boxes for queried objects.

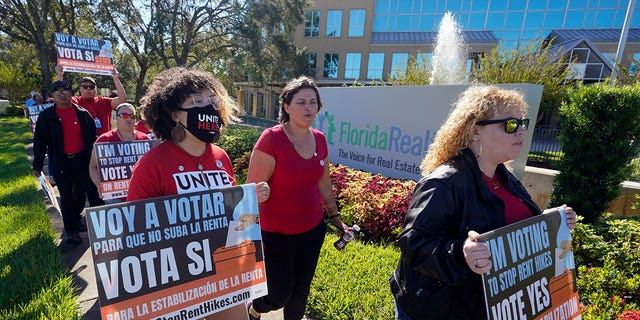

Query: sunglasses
[81,84,96,89]
[476,118,530,134]
[117,112,136,120]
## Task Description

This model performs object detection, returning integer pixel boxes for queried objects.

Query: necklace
[175,141,205,170]
[482,172,500,190]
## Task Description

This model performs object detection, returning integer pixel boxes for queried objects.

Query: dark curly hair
[140,67,241,141]
[278,76,323,124]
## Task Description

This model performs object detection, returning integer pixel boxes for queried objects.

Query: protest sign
[85,184,266,319]
[94,140,160,200]
[27,103,54,133]
[478,209,580,320]
[38,172,60,214]
[54,32,115,75]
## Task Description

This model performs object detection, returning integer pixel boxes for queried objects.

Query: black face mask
[177,104,223,143]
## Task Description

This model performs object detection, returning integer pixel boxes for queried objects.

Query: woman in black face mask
[126,67,270,319]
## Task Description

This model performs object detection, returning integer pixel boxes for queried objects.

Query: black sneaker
[247,303,260,320]
[64,232,82,245]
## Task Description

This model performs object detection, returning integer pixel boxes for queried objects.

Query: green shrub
[572,214,640,317]
[2,106,24,117]
[551,84,640,223]
[233,151,252,185]
[217,124,262,163]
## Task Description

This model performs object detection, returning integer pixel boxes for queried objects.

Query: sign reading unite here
[94,140,160,200]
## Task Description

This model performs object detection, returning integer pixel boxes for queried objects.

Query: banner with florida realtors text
[478,209,580,320]
[85,184,267,319]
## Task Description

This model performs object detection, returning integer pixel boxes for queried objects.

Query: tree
[471,42,577,124]
[234,0,310,85]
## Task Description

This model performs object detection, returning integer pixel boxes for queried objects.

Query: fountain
[429,12,467,85]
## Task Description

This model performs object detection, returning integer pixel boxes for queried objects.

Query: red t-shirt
[72,96,115,136]
[254,126,329,234]
[96,129,151,143]
[55,106,84,154]
[127,141,235,201]
[483,172,533,225]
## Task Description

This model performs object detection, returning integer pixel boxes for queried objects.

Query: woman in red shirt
[245,76,350,320]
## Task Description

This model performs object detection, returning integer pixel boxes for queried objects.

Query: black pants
[252,221,326,320]
[85,178,104,207]
[53,156,88,234]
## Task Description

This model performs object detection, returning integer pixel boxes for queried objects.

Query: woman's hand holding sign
[464,230,493,275]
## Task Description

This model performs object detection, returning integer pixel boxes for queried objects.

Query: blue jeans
[395,299,412,320]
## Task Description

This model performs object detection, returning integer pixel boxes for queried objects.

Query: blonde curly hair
[420,85,529,175]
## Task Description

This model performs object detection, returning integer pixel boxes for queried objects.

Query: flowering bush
[329,164,415,240]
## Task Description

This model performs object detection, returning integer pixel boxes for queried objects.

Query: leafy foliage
[388,53,431,86]
[573,214,640,318]
[551,84,640,222]
[217,124,262,163]
[471,42,576,121]
[329,164,415,241]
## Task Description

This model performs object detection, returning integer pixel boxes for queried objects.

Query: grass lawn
[0,117,81,319]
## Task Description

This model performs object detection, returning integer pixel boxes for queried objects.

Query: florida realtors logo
[313,111,435,156]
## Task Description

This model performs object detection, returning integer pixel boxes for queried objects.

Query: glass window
[564,10,584,28]
[547,1,565,9]
[469,13,486,29]
[390,53,409,79]
[614,9,626,28]
[568,0,588,9]
[326,10,342,37]
[323,53,339,79]
[367,53,385,79]
[505,12,524,29]
[594,10,615,28]
[524,11,545,29]
[582,10,595,28]
[398,0,411,14]
[306,53,317,77]
[508,0,528,10]
[489,0,507,11]
[375,0,391,13]
[528,1,546,10]
[344,53,362,79]
[416,52,432,70]
[445,1,461,12]
[543,11,564,29]
[420,13,436,30]
[421,0,437,11]
[486,12,505,30]
[630,53,640,75]
[305,11,320,37]
[348,9,366,37]
[471,0,488,11]
[396,15,410,31]
[373,15,388,32]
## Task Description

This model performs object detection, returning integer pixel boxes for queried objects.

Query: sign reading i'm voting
[477,208,580,320]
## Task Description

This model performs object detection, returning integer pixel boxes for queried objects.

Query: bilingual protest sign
[85,184,267,320]
[27,103,54,133]
[38,172,60,214]
[54,32,115,75]
[94,140,160,200]
[478,208,580,320]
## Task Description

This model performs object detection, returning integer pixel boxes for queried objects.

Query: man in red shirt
[32,80,97,245]
[55,65,127,136]
[55,65,127,207]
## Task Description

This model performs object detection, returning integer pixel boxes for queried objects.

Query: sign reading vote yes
[478,209,580,320]
[94,140,159,200]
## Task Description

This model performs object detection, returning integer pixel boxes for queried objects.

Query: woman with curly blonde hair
[390,85,577,319]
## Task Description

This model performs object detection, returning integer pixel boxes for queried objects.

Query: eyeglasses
[117,112,136,120]
[184,93,220,110]
[476,118,530,134]
[81,84,96,90]
[52,90,72,96]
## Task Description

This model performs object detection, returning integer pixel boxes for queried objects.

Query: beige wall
[523,166,640,217]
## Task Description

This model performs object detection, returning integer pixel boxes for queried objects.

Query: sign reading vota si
[315,84,543,181]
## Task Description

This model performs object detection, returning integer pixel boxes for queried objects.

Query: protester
[125,67,269,319]
[23,92,44,117]
[55,64,127,136]
[389,85,577,319]
[32,80,97,245]
[56,65,126,206]
[245,76,350,320]
[89,103,150,203]
[134,104,154,139]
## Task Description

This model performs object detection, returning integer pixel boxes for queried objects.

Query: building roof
[547,28,640,43]
[371,30,498,44]
[544,36,613,71]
